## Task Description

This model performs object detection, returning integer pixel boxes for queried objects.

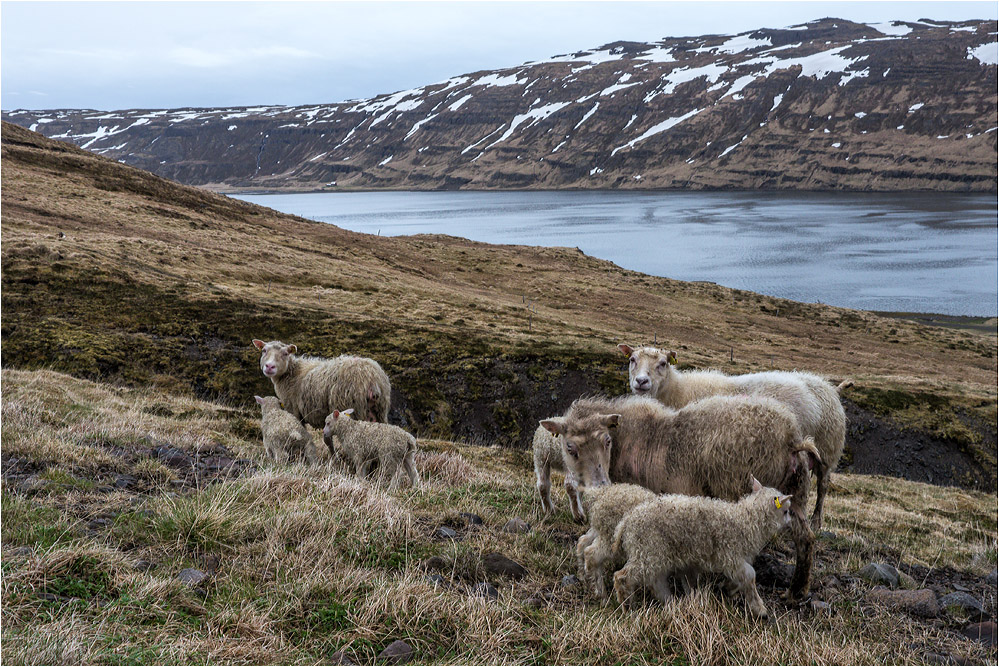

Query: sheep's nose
[264,364,275,372]
[634,376,650,389]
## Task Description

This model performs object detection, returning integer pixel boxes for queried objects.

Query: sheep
[612,477,792,617]
[532,420,585,521]
[254,395,317,464]
[252,339,391,428]
[322,408,420,491]
[540,394,824,599]
[618,344,846,532]
[576,483,658,599]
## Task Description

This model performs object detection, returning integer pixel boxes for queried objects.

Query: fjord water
[234,191,998,317]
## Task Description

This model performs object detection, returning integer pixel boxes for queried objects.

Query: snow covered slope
[5,18,997,191]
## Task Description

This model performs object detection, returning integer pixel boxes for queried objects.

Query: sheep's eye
[629,356,636,365]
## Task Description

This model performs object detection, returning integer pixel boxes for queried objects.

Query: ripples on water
[233,191,997,316]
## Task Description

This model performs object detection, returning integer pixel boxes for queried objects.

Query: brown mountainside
[4,18,997,192]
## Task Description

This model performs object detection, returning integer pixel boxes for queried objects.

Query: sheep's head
[540,413,618,488]
[750,476,793,531]
[322,408,355,442]
[254,395,282,413]
[252,339,297,378]
[618,344,677,397]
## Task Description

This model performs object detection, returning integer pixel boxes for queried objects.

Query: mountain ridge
[5,17,997,192]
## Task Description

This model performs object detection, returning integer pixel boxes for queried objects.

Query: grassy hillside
[1,122,995,486]
[2,368,996,664]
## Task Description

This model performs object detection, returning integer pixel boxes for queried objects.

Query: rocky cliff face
[5,18,997,192]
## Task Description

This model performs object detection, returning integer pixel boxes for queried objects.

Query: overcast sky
[3,1,996,111]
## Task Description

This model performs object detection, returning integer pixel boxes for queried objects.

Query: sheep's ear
[252,339,266,350]
[618,344,634,356]
[751,476,763,492]
[284,344,297,355]
[601,414,620,429]
[780,494,792,504]
[342,408,355,416]
[332,410,340,419]
[667,351,678,366]
[254,395,264,405]
[540,419,565,436]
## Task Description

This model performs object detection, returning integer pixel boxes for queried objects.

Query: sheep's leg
[788,504,815,600]
[584,538,610,599]
[613,564,637,607]
[809,469,829,533]
[576,529,596,578]
[403,450,420,488]
[653,572,674,605]
[355,459,372,481]
[565,473,585,522]
[731,561,768,618]
[536,460,553,514]
[384,455,404,491]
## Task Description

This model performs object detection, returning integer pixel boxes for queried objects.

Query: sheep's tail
[792,436,826,485]
[836,379,854,392]
[366,383,385,422]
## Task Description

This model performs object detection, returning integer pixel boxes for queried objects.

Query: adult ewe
[252,339,391,427]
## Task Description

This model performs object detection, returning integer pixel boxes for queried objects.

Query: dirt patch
[841,399,997,492]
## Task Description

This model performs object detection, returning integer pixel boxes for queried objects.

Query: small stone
[87,518,111,530]
[818,530,837,540]
[471,582,499,600]
[501,517,530,534]
[436,526,458,540]
[459,512,483,526]
[962,621,998,647]
[177,568,208,588]
[420,556,449,573]
[525,590,552,608]
[898,572,918,589]
[809,600,832,615]
[560,574,580,588]
[426,574,450,589]
[133,559,155,572]
[866,587,940,618]
[986,570,998,587]
[327,650,355,666]
[952,583,970,592]
[481,552,528,579]
[201,554,220,573]
[114,475,136,489]
[377,640,415,665]
[5,546,32,559]
[940,592,986,622]
[858,563,900,589]
[37,592,61,602]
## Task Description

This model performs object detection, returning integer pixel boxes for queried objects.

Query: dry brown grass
[2,368,997,665]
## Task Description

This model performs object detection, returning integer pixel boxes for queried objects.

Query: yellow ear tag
[774,497,782,509]
[668,353,677,365]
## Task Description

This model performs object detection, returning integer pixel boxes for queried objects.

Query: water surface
[233,190,998,316]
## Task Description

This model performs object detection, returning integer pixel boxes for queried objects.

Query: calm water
[234,191,998,316]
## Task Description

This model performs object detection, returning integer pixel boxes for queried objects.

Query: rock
[87,517,111,530]
[898,571,918,589]
[525,592,550,608]
[426,574,450,589]
[435,527,458,540]
[753,553,793,589]
[420,556,449,573]
[377,640,415,665]
[560,574,580,588]
[327,650,355,665]
[925,652,974,665]
[459,512,483,526]
[501,517,530,534]
[113,474,137,489]
[866,587,940,618]
[471,582,499,600]
[133,559,155,572]
[37,592,61,602]
[986,570,998,588]
[481,552,528,579]
[858,563,900,588]
[177,568,208,588]
[940,592,986,622]
[201,554,220,573]
[962,621,998,647]
[809,600,832,615]
[154,444,193,467]
[5,546,32,559]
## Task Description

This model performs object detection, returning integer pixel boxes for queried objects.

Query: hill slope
[5,18,997,192]
[1,121,996,492]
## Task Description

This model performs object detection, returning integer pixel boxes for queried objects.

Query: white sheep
[322,408,420,490]
[576,483,658,599]
[619,344,846,531]
[612,478,792,617]
[252,339,391,428]
[532,420,585,521]
[254,395,316,464]
[540,394,824,599]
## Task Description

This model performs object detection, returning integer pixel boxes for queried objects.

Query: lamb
[252,339,391,428]
[576,483,658,599]
[612,478,792,617]
[255,395,317,464]
[619,344,846,532]
[532,420,585,521]
[322,408,420,490]
[540,394,824,598]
